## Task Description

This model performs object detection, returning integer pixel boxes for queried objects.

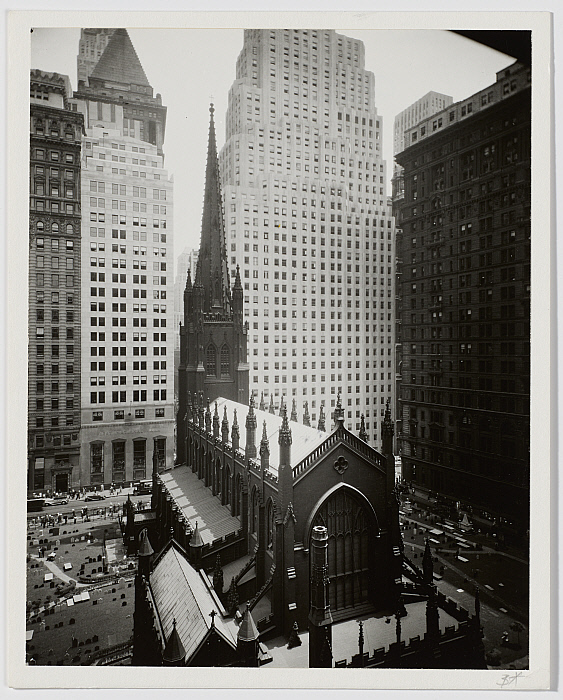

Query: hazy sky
[31,27,514,269]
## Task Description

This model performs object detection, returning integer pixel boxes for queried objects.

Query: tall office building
[219,29,395,447]
[77,29,116,87]
[28,70,84,494]
[72,29,175,487]
[391,92,452,453]
[396,61,530,540]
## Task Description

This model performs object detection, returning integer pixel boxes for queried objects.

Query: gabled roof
[90,28,150,88]
[149,542,237,663]
[202,397,386,479]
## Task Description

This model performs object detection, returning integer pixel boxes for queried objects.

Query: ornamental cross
[209,609,217,627]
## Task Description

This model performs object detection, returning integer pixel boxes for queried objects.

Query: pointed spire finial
[334,391,344,425]
[279,395,285,417]
[290,398,298,422]
[303,401,311,427]
[359,413,368,442]
[279,402,292,446]
[189,520,203,548]
[317,403,326,432]
[259,391,265,411]
[260,420,270,463]
[269,393,275,414]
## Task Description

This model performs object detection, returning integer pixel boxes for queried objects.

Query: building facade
[28,70,84,494]
[391,93,453,452]
[396,61,531,540]
[219,29,396,450]
[72,29,175,487]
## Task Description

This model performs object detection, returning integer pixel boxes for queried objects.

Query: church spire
[195,104,230,313]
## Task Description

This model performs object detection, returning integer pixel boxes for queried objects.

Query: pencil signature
[497,671,523,688]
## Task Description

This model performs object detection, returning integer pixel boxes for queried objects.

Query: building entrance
[55,472,69,493]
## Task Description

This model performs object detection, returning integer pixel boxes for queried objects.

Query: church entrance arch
[309,485,377,618]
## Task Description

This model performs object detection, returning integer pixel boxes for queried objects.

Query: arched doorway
[309,485,378,617]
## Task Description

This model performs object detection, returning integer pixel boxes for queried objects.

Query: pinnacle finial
[259,391,265,411]
[290,397,298,422]
[303,400,311,427]
[279,402,292,445]
[359,413,368,442]
[317,403,326,432]
[334,391,344,425]
[269,393,275,414]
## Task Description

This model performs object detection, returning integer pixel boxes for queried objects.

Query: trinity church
[130,107,485,669]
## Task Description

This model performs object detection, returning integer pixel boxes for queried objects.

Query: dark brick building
[28,70,84,494]
[395,61,531,541]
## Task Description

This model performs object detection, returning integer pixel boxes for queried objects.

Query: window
[220,345,230,377]
[90,442,104,477]
[112,441,126,478]
[133,439,146,479]
[206,345,217,376]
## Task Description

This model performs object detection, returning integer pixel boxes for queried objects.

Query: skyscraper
[72,29,175,487]
[391,92,453,451]
[219,29,395,448]
[396,61,530,540]
[28,70,84,494]
[77,29,116,87]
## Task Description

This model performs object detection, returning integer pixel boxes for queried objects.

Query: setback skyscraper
[72,29,175,487]
[219,29,395,449]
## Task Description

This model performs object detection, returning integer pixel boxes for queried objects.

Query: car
[84,494,106,502]
[52,497,69,505]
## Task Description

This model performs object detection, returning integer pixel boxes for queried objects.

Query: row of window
[89,361,167,371]
[33,149,75,163]
[91,408,165,421]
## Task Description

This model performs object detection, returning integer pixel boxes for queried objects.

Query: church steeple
[195,104,231,314]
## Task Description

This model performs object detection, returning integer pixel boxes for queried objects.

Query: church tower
[177,105,249,463]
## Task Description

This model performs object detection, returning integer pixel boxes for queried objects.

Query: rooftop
[149,543,238,662]
[159,465,241,544]
[202,396,328,476]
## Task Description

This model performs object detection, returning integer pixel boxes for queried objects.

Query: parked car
[84,493,106,502]
[51,497,68,506]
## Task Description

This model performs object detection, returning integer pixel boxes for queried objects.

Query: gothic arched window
[206,345,216,376]
[220,344,230,377]
[310,487,376,613]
